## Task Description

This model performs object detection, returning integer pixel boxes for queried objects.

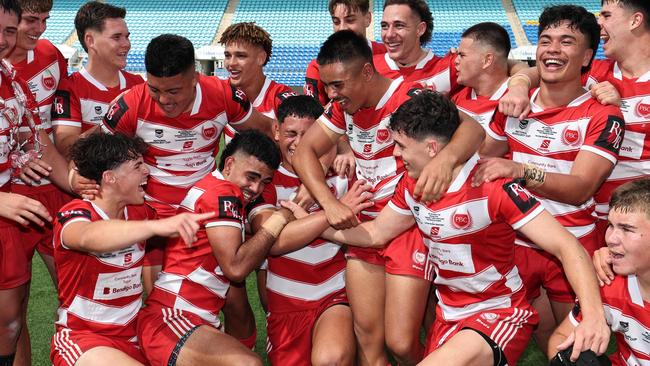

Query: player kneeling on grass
[50,133,212,366]
[137,130,294,366]
[299,90,610,366]
[550,178,650,365]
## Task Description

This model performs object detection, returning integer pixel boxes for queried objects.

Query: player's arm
[0,191,52,226]
[52,86,84,157]
[499,66,539,119]
[518,212,610,360]
[62,212,215,253]
[231,108,274,138]
[416,111,484,201]
[548,315,578,359]
[208,208,293,282]
[54,125,82,157]
[479,132,510,158]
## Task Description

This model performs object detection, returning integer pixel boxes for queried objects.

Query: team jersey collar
[628,275,646,307]
[384,49,434,71]
[26,50,35,64]
[80,66,127,91]
[447,154,480,194]
[529,87,591,113]
[212,169,225,180]
[470,78,509,101]
[252,76,271,108]
[613,62,650,83]
[88,200,129,221]
[278,164,297,178]
[190,82,202,116]
[376,76,404,110]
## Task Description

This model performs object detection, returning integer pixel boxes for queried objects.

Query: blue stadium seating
[42,0,86,43]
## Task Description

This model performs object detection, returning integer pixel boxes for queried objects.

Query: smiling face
[146,68,197,118]
[392,130,435,179]
[536,20,593,85]
[224,41,266,89]
[381,4,425,64]
[598,1,637,60]
[606,208,650,278]
[0,9,18,59]
[107,156,149,205]
[16,11,48,51]
[331,3,371,36]
[320,60,370,114]
[221,152,275,204]
[86,17,131,70]
[274,115,314,169]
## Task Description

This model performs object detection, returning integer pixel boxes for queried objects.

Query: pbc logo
[412,250,426,265]
[41,71,56,91]
[362,143,372,154]
[183,141,194,150]
[376,128,391,144]
[561,126,582,146]
[480,312,498,324]
[451,209,472,230]
[540,139,551,150]
[636,102,650,118]
[202,126,217,139]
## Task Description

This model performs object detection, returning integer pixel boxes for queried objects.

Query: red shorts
[13,184,73,259]
[425,306,538,365]
[0,218,30,289]
[345,198,389,267]
[516,230,602,303]
[267,290,348,366]
[143,201,176,267]
[137,305,216,366]
[383,225,431,280]
[50,328,146,366]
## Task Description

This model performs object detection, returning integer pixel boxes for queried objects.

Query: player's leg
[311,304,355,366]
[420,329,494,366]
[384,273,428,365]
[222,281,257,349]
[176,325,261,366]
[530,290,556,355]
[12,280,30,366]
[345,258,387,366]
[75,347,144,366]
[38,252,57,286]
[0,284,27,364]
[423,286,437,334]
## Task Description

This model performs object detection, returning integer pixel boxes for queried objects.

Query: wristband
[509,74,532,89]
[523,163,545,188]
[261,211,289,238]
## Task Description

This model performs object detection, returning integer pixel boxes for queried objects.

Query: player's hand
[293,185,316,211]
[558,316,610,362]
[332,151,356,179]
[279,200,309,219]
[340,180,374,214]
[155,212,216,247]
[18,157,52,185]
[415,154,454,203]
[590,81,621,106]
[0,192,52,226]
[321,198,359,229]
[69,168,100,200]
[498,83,531,119]
[592,247,615,286]
[471,158,524,187]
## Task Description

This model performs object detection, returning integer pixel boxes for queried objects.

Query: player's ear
[84,31,95,51]
[483,52,494,69]
[102,170,116,185]
[416,21,426,39]
[273,121,281,142]
[582,48,594,68]
[257,50,267,67]
[361,62,373,80]
[222,156,236,176]
[631,11,645,31]
[426,139,438,157]
[363,11,371,28]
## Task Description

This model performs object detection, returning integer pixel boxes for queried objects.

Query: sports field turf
[27,255,559,365]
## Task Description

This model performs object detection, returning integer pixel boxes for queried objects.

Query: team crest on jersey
[202,125,217,139]
[451,209,472,230]
[412,250,426,265]
[561,126,582,146]
[2,105,18,126]
[636,101,650,118]
[41,70,56,91]
[376,128,392,144]
[480,312,498,324]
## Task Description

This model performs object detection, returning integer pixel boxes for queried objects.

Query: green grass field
[27,255,559,365]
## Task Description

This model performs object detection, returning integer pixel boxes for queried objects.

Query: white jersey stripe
[64,296,141,325]
[266,270,345,302]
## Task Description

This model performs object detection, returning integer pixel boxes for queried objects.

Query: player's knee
[386,332,417,360]
[312,344,352,366]
[236,354,263,366]
[0,316,21,344]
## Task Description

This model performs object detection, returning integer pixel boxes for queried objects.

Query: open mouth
[138,181,147,192]
[542,58,566,71]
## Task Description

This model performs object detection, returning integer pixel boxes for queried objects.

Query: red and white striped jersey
[373,50,460,95]
[101,75,252,209]
[389,155,544,322]
[452,79,509,131]
[305,40,387,106]
[52,67,143,132]
[584,59,650,220]
[145,170,245,328]
[487,88,624,248]
[222,76,295,144]
[11,39,67,127]
[570,275,650,366]
[53,199,154,338]
[262,165,348,312]
[319,77,420,217]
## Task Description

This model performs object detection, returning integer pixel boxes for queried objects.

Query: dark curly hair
[218,129,280,171]
[146,34,195,77]
[278,95,324,124]
[389,90,459,143]
[70,133,148,184]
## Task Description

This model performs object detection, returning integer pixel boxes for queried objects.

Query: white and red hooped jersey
[222,77,295,144]
[257,165,348,313]
[374,50,460,95]
[584,59,650,220]
[52,67,144,132]
[53,199,155,338]
[570,275,650,366]
[305,40,387,106]
[488,89,624,248]
[145,170,246,328]
[319,77,422,217]
[101,75,252,209]
[452,79,509,131]
[388,155,544,322]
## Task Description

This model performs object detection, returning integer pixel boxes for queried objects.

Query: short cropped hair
[317,29,373,68]
[145,34,195,77]
[218,130,281,171]
[383,0,433,45]
[17,0,50,13]
[609,178,650,218]
[277,95,324,124]
[219,22,273,65]
[462,22,511,59]
[389,90,459,143]
[0,0,22,20]
[539,5,600,73]
[75,1,127,52]
[603,0,650,30]
[70,133,147,184]
[328,0,369,15]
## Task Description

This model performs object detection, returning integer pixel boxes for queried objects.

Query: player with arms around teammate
[312,91,610,366]
[50,133,211,366]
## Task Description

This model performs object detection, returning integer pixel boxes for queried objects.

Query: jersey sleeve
[101,88,139,136]
[583,59,615,88]
[487,111,508,141]
[304,59,329,106]
[318,101,346,135]
[51,77,82,128]
[221,79,253,126]
[581,105,625,165]
[273,85,297,117]
[387,175,414,216]
[493,179,544,230]
[196,183,246,230]
[246,183,278,222]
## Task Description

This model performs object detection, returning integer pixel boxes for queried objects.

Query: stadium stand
[42,0,86,43]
